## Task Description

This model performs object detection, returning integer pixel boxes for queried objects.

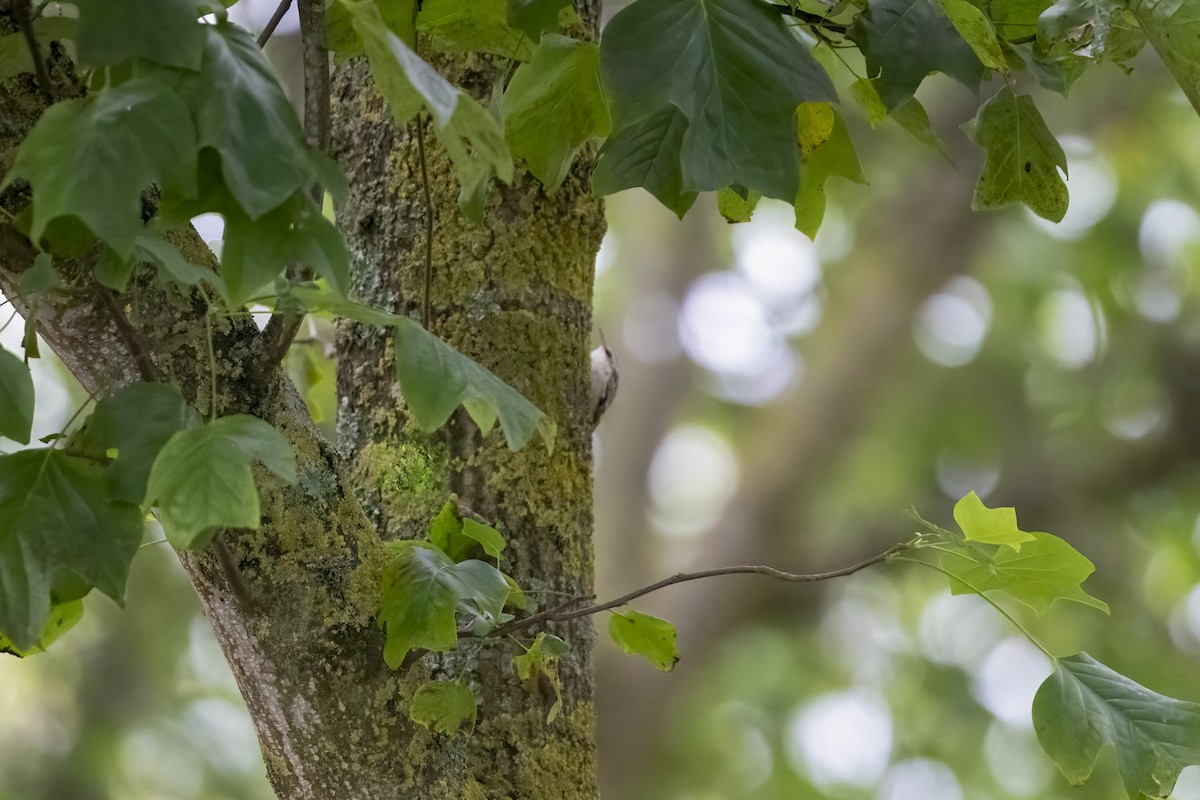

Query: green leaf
[393,319,555,451]
[968,87,1069,222]
[795,105,867,238]
[74,0,204,69]
[19,252,59,298]
[328,0,416,56]
[600,0,836,201]
[717,186,760,223]
[410,680,477,736]
[1130,0,1200,115]
[133,230,225,292]
[938,0,1008,69]
[890,98,953,162]
[504,35,610,189]
[461,519,505,560]
[145,415,296,550]
[89,383,203,505]
[146,21,329,220]
[513,631,568,722]
[936,531,1110,615]
[849,0,985,109]
[2,79,197,257]
[379,541,510,668]
[508,0,571,41]
[953,490,1036,550]
[346,0,514,219]
[608,609,679,671]
[426,500,505,561]
[850,78,888,128]
[990,0,1054,40]
[0,449,143,650]
[0,16,78,83]
[288,283,404,328]
[591,105,697,217]
[0,599,83,657]
[0,346,34,445]
[417,0,533,60]
[1033,652,1200,797]
[1041,0,1145,68]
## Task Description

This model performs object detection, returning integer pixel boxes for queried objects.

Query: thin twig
[100,288,160,382]
[488,542,909,640]
[256,0,294,48]
[415,116,434,329]
[260,0,329,368]
[16,0,53,100]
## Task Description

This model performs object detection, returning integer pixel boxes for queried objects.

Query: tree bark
[0,10,605,799]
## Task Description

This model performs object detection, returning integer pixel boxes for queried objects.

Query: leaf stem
[892,554,1057,661]
[416,114,435,329]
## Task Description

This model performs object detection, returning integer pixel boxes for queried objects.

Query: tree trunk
[0,12,605,800]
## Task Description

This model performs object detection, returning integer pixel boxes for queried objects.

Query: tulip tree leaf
[717,186,760,223]
[968,87,1069,222]
[936,531,1110,615]
[393,319,556,452]
[1132,0,1200,116]
[592,105,697,217]
[74,0,204,69]
[513,632,569,722]
[953,490,1036,550]
[344,0,514,220]
[1,79,197,257]
[890,98,953,162]
[599,0,836,202]
[608,609,680,671]
[938,0,1008,70]
[410,680,478,736]
[417,0,533,60]
[0,17,79,83]
[426,501,507,561]
[379,542,510,668]
[849,0,985,109]
[0,347,34,445]
[508,0,571,41]
[145,415,297,550]
[504,35,610,189]
[1033,653,1200,798]
[0,449,143,650]
[88,383,203,505]
[795,105,867,238]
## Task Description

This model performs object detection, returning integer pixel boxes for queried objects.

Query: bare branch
[256,0,294,48]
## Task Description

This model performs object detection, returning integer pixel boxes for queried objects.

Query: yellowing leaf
[609,609,679,671]
[796,102,835,155]
[410,680,477,736]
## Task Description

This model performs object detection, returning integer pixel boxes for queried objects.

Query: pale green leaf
[0,17,78,83]
[890,98,953,162]
[145,415,296,550]
[417,0,532,60]
[795,105,867,238]
[512,631,568,722]
[608,609,680,671]
[969,87,1069,222]
[1033,652,1200,798]
[1131,0,1200,115]
[953,490,1036,550]
[717,186,760,223]
[0,599,83,657]
[0,346,34,445]
[850,78,888,128]
[937,531,1109,615]
[0,449,142,649]
[410,680,477,736]
[938,0,1009,69]
[504,35,610,189]
[393,319,555,451]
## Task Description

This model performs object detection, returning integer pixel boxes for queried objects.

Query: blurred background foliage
[6,1,1200,798]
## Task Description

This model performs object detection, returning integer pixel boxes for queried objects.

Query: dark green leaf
[74,0,204,69]
[0,346,34,445]
[145,415,296,550]
[393,319,555,451]
[147,22,328,219]
[890,98,953,162]
[591,105,697,217]
[600,0,836,201]
[969,87,1069,222]
[849,0,985,109]
[379,541,510,668]
[504,35,610,189]
[0,449,142,649]
[2,80,197,257]
[936,531,1109,615]
[508,0,571,41]
[417,0,533,60]
[89,383,203,505]
[1033,653,1200,798]
[410,680,477,736]
[608,609,680,671]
